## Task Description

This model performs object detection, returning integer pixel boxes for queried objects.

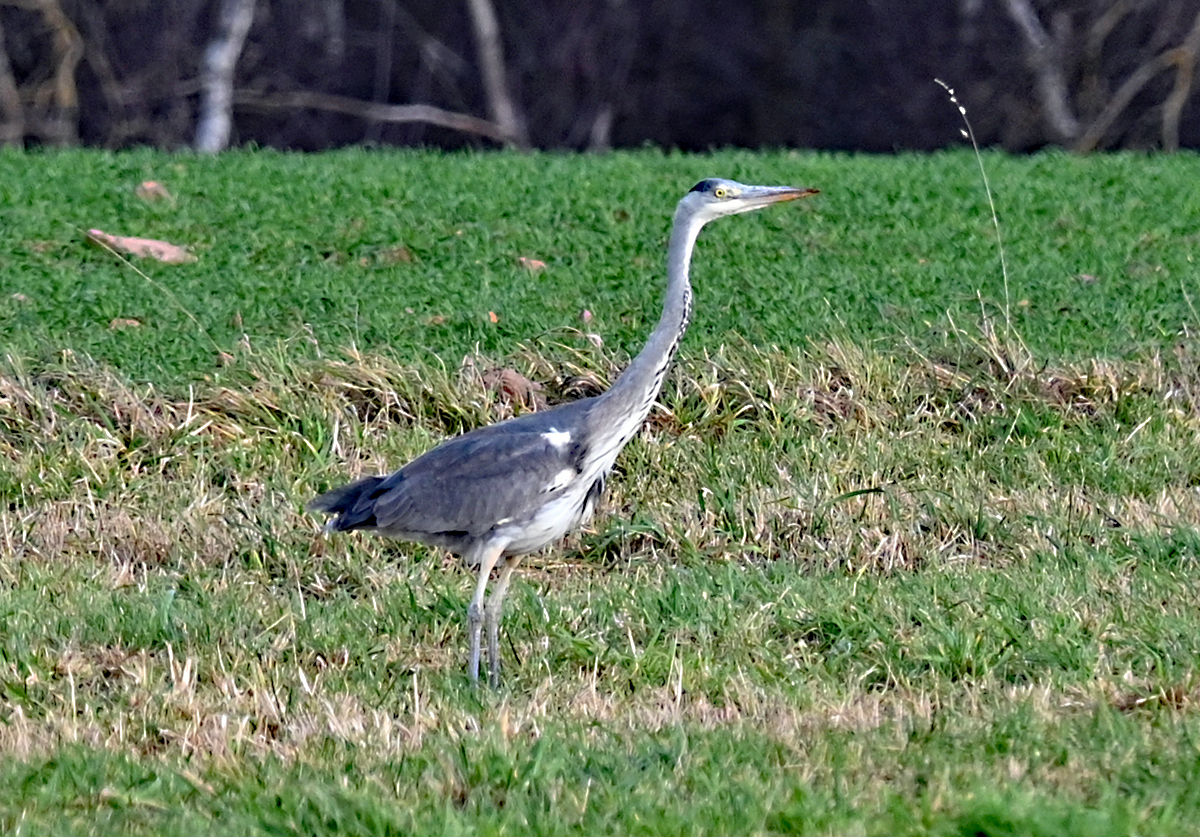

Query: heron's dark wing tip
[307,476,387,517]
[306,489,345,514]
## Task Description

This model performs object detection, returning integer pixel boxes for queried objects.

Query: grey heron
[308,178,817,686]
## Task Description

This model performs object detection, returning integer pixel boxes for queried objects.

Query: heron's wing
[366,407,594,539]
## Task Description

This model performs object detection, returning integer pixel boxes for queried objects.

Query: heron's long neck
[596,204,703,439]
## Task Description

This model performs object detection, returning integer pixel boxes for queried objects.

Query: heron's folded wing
[367,423,588,538]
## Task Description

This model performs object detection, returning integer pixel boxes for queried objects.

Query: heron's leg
[484,556,524,687]
[466,542,505,685]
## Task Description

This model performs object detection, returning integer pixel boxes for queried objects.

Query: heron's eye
[713,187,728,198]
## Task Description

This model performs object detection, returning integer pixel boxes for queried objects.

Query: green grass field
[4,147,1200,381]
[3,148,1200,835]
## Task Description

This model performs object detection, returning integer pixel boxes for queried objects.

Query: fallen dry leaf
[109,318,141,330]
[381,245,414,264]
[427,315,446,326]
[87,229,197,264]
[518,256,547,272]
[135,181,173,202]
[482,368,545,410]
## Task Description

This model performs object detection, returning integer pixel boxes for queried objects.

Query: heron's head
[682,178,818,224]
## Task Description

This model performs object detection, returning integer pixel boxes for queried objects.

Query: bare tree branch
[1000,0,1081,142]
[364,0,396,144]
[587,103,613,152]
[1161,6,1200,151]
[1075,5,1200,152]
[322,0,345,65]
[5,0,82,144]
[464,0,528,148]
[195,0,256,152]
[1085,0,1138,63]
[38,0,80,142]
[73,0,140,147]
[232,89,515,143]
[0,12,23,145]
[1074,50,1175,151]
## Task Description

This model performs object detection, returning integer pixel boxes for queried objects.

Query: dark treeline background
[2,0,1200,153]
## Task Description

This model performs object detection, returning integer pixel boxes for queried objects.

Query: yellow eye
[714,187,727,198]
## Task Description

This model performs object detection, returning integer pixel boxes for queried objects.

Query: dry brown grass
[3,337,1200,777]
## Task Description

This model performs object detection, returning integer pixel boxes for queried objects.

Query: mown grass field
[3,148,1200,835]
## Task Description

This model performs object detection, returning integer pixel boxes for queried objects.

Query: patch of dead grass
[5,338,1200,771]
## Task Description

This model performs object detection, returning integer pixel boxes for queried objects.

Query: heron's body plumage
[309,178,817,685]
[312,396,609,556]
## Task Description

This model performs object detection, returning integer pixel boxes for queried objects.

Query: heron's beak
[748,185,819,205]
